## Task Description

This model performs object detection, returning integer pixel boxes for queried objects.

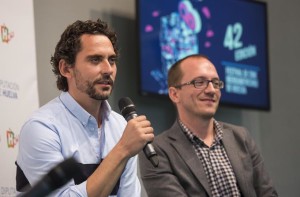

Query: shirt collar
[59,91,112,127]
[213,120,223,143]
[179,119,224,145]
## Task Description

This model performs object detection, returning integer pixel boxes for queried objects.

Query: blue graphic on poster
[138,0,269,110]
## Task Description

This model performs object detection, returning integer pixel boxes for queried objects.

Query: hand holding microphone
[118,97,159,167]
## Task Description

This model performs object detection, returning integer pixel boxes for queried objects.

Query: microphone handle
[125,113,137,121]
[143,143,159,167]
[125,113,159,167]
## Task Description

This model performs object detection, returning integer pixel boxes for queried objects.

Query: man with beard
[139,54,278,197]
[16,19,154,197]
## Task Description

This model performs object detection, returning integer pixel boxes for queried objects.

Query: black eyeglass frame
[173,78,224,90]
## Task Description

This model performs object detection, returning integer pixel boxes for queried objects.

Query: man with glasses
[139,54,278,197]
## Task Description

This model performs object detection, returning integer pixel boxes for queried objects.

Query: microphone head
[118,97,136,119]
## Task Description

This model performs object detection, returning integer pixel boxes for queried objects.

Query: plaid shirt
[179,119,241,197]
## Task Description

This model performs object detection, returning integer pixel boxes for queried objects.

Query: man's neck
[180,116,215,147]
[68,90,102,126]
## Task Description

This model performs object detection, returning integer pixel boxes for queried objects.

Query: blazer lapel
[222,125,250,195]
[167,122,212,196]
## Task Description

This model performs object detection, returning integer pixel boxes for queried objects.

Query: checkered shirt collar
[178,119,223,145]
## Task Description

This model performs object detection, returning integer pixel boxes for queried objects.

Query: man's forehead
[181,58,218,77]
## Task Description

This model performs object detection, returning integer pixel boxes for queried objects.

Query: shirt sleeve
[102,111,141,197]
[17,119,88,197]
[117,155,141,197]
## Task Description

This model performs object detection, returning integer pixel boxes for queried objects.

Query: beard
[74,69,114,101]
[85,79,113,100]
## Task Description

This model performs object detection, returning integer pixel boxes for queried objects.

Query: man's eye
[194,80,205,86]
[212,80,220,86]
[109,57,117,65]
[90,57,100,64]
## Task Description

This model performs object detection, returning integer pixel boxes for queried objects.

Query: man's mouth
[95,79,113,86]
[200,98,215,103]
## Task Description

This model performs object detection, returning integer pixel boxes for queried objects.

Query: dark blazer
[139,120,278,197]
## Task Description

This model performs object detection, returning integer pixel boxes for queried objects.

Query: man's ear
[58,59,72,79]
[168,87,180,104]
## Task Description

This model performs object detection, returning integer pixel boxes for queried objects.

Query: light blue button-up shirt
[17,92,141,196]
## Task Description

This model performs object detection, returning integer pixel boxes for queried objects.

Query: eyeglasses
[174,78,224,90]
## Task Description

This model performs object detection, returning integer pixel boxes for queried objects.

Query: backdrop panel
[0,0,39,196]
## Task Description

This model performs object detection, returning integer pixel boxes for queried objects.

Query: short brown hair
[167,54,209,88]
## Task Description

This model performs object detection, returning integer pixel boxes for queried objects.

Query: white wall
[33,0,300,196]
[260,0,300,195]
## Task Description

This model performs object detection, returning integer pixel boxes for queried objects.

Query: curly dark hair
[50,19,119,91]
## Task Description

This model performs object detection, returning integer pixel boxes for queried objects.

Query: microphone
[118,97,159,168]
[22,157,80,197]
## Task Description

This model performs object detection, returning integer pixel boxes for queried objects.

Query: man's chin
[90,92,111,101]
[201,110,216,120]
[201,114,215,120]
